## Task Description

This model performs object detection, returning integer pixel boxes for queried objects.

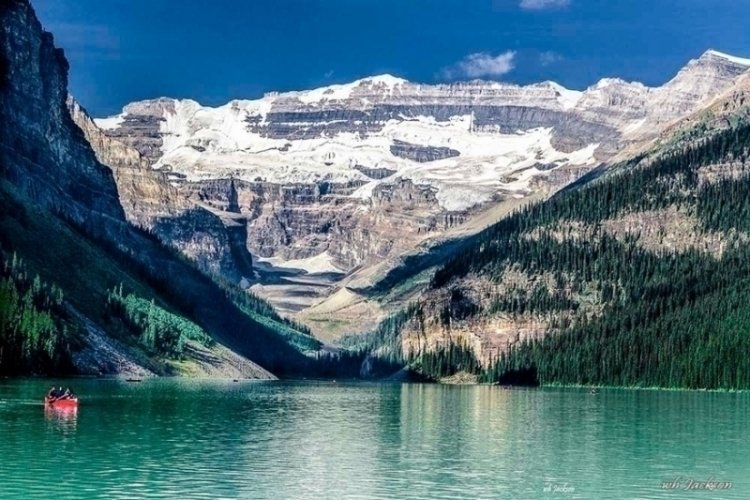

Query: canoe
[44,397,79,408]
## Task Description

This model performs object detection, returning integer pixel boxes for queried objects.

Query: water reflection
[44,405,78,433]
[1,379,749,499]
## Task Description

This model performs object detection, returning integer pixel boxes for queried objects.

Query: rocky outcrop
[389,140,460,162]
[0,0,123,237]
[98,97,175,163]
[67,97,255,281]
[353,164,397,179]
[66,96,179,224]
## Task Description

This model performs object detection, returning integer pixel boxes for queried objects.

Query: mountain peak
[358,74,409,86]
[539,81,583,109]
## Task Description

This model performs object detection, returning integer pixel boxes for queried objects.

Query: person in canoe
[46,386,75,402]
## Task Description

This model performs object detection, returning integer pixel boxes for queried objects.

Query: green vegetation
[341,304,419,365]
[106,284,213,359]
[0,252,77,375]
[411,343,480,379]
[342,305,482,380]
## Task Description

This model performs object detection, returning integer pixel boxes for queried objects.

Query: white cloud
[441,51,517,79]
[520,0,570,10]
[539,51,563,66]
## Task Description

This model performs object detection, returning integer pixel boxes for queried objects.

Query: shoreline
[3,374,749,393]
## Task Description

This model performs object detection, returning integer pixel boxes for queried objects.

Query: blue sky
[33,0,750,117]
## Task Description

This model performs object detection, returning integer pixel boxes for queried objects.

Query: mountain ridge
[97,48,750,118]
[93,47,750,215]
[85,46,750,342]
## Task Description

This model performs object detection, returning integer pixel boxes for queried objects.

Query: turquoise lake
[0,379,747,499]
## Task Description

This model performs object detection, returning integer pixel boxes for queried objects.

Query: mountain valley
[3,0,750,389]
[90,48,750,343]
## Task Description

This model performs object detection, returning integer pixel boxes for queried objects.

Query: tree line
[0,252,75,374]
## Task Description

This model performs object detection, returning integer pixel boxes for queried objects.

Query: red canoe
[44,397,79,408]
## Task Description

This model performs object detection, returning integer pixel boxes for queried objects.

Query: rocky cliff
[0,0,314,376]
[0,0,123,236]
[67,97,255,280]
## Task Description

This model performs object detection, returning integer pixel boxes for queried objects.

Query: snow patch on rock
[94,114,125,130]
[147,103,597,211]
[706,49,750,66]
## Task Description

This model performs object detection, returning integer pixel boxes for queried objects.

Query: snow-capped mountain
[97,50,749,213]
[88,50,750,338]
[97,78,596,213]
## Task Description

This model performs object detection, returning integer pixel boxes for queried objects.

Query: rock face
[389,140,460,162]
[66,96,177,225]
[0,0,123,237]
[176,176,461,271]
[91,47,750,338]
[67,97,254,281]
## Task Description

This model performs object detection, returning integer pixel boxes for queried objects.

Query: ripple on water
[0,380,748,499]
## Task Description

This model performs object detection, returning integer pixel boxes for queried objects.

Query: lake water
[0,379,747,499]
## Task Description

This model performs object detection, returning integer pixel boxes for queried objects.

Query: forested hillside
[356,120,750,389]
[0,251,76,374]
